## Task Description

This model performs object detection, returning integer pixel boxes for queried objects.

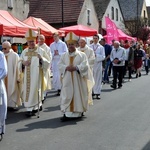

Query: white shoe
[128,79,131,82]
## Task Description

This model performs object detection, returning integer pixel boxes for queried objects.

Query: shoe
[96,95,101,100]
[7,107,19,111]
[81,112,84,116]
[102,81,105,84]
[139,73,141,77]
[57,89,61,96]
[60,114,70,122]
[32,106,43,113]
[118,85,122,89]
[0,133,3,141]
[92,93,96,99]
[92,93,95,96]
[25,111,36,117]
[128,79,131,82]
[136,74,138,78]
[92,95,97,99]
[42,99,44,104]
[110,85,116,89]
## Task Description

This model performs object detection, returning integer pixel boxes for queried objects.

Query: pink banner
[105,17,118,44]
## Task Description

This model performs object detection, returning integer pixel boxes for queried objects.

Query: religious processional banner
[105,17,119,44]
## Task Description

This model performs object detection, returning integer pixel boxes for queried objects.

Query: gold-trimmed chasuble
[25,49,38,102]
[69,56,75,112]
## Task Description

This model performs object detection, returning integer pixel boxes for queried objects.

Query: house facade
[78,0,125,34]
[101,0,125,30]
[28,0,84,29]
[28,0,125,35]
[118,0,148,36]
[0,0,29,21]
[78,0,99,31]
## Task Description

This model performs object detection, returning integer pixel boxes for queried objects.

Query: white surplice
[0,51,7,134]
[38,43,52,90]
[59,49,94,117]
[78,45,95,105]
[19,46,50,111]
[50,40,68,90]
[4,49,21,108]
[90,43,105,94]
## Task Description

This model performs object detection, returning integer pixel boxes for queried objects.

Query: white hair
[38,34,45,40]
[2,41,11,48]
[79,37,86,42]
[114,41,120,45]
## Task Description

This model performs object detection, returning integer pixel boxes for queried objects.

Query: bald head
[79,38,86,48]
[38,34,45,45]
[114,41,120,49]
[2,41,11,54]
[2,41,11,48]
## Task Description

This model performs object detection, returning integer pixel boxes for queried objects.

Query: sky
[146,0,150,6]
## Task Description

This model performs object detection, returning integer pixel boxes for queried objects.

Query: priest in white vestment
[0,51,7,141]
[19,29,50,117]
[2,41,22,110]
[90,34,105,100]
[78,38,95,105]
[59,32,94,121]
[38,34,52,99]
[50,32,68,95]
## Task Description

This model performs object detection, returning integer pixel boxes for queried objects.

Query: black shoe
[96,94,101,100]
[139,72,141,77]
[92,93,95,96]
[136,74,138,78]
[60,114,70,122]
[32,106,43,113]
[102,80,105,84]
[57,89,61,96]
[81,112,84,116]
[118,85,122,89]
[110,84,116,89]
[0,133,3,141]
[7,107,19,111]
[42,97,46,104]
[25,111,36,117]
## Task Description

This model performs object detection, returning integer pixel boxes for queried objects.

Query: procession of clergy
[0,28,130,141]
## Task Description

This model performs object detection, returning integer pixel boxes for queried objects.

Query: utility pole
[137,0,139,40]
[61,0,64,27]
[61,0,64,41]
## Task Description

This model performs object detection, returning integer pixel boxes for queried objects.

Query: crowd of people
[0,29,150,141]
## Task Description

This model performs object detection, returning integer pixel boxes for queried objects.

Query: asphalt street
[1,71,150,150]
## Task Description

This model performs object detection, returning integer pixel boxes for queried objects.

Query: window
[7,0,13,9]
[111,7,114,20]
[144,10,146,18]
[116,8,118,21]
[87,9,91,25]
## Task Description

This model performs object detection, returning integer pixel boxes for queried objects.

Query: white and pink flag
[105,17,118,44]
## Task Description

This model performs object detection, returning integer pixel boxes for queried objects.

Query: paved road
[1,72,150,150]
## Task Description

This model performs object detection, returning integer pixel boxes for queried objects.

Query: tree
[125,16,150,42]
